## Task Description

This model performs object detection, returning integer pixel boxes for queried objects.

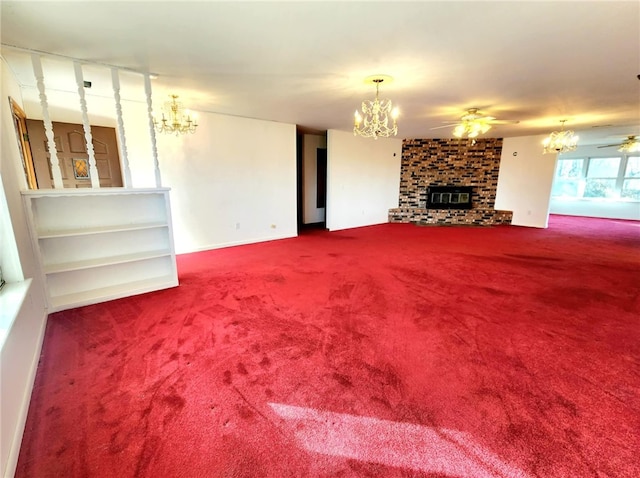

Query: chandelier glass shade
[618,136,640,153]
[154,94,198,135]
[353,77,399,139]
[543,120,578,154]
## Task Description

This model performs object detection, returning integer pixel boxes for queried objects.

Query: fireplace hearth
[426,186,473,209]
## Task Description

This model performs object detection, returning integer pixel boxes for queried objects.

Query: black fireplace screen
[426,186,473,209]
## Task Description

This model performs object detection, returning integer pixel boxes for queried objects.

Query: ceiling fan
[597,135,640,153]
[431,108,520,138]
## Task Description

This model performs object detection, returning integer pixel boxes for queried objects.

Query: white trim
[176,232,298,255]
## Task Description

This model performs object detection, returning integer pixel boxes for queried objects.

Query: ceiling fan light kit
[597,135,640,153]
[618,137,640,153]
[430,107,520,139]
[452,116,493,138]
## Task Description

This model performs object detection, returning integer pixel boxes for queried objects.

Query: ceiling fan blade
[430,124,459,130]
[489,119,520,125]
[597,144,621,148]
[435,110,521,130]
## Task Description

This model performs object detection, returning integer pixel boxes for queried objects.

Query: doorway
[296,130,328,231]
[25,120,123,188]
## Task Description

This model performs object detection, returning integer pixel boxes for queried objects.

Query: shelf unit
[22,188,179,312]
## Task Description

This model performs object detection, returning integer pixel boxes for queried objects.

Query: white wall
[548,143,640,221]
[495,135,557,228]
[119,99,158,189]
[326,130,401,231]
[0,58,49,478]
[155,113,298,253]
[303,134,326,224]
[549,197,640,220]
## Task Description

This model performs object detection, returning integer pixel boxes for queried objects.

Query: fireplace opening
[426,186,473,209]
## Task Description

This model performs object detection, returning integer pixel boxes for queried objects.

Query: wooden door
[26,120,123,188]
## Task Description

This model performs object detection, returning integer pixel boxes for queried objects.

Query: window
[552,155,639,201]
[584,157,621,198]
[551,158,585,197]
[622,157,640,200]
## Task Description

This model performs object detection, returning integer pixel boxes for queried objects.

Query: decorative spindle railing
[22,47,162,189]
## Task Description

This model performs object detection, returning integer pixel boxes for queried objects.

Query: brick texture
[388,138,512,226]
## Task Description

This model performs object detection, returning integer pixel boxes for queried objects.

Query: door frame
[8,97,38,189]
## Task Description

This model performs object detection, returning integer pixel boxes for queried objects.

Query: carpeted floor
[15,215,640,477]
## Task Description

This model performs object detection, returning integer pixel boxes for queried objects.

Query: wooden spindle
[73,61,100,188]
[144,74,162,187]
[111,68,132,187]
[31,54,63,189]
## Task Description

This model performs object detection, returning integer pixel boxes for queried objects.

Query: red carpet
[16,215,640,477]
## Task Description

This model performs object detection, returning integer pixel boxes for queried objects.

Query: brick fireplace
[389,138,512,226]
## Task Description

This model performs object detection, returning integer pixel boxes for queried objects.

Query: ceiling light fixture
[618,136,640,153]
[153,94,198,135]
[542,120,578,154]
[452,112,492,139]
[353,76,399,139]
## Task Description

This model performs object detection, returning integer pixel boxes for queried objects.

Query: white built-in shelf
[43,249,173,274]
[37,222,168,239]
[22,188,178,312]
[50,275,176,311]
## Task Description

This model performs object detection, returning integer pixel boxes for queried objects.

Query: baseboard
[177,232,298,254]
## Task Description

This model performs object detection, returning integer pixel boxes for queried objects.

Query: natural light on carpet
[269,403,530,478]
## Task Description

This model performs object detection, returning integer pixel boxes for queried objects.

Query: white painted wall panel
[549,198,640,220]
[155,114,298,253]
[326,130,401,231]
[495,135,557,228]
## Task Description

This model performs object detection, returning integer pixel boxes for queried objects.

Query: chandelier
[542,120,578,154]
[353,76,399,139]
[618,136,640,153]
[153,94,198,135]
[452,115,492,139]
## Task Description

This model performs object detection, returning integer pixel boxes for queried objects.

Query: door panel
[68,130,86,153]
[26,120,123,188]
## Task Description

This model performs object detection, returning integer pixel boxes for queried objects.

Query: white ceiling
[2,1,639,144]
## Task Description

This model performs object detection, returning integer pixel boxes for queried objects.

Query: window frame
[552,154,639,201]
[621,156,640,200]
